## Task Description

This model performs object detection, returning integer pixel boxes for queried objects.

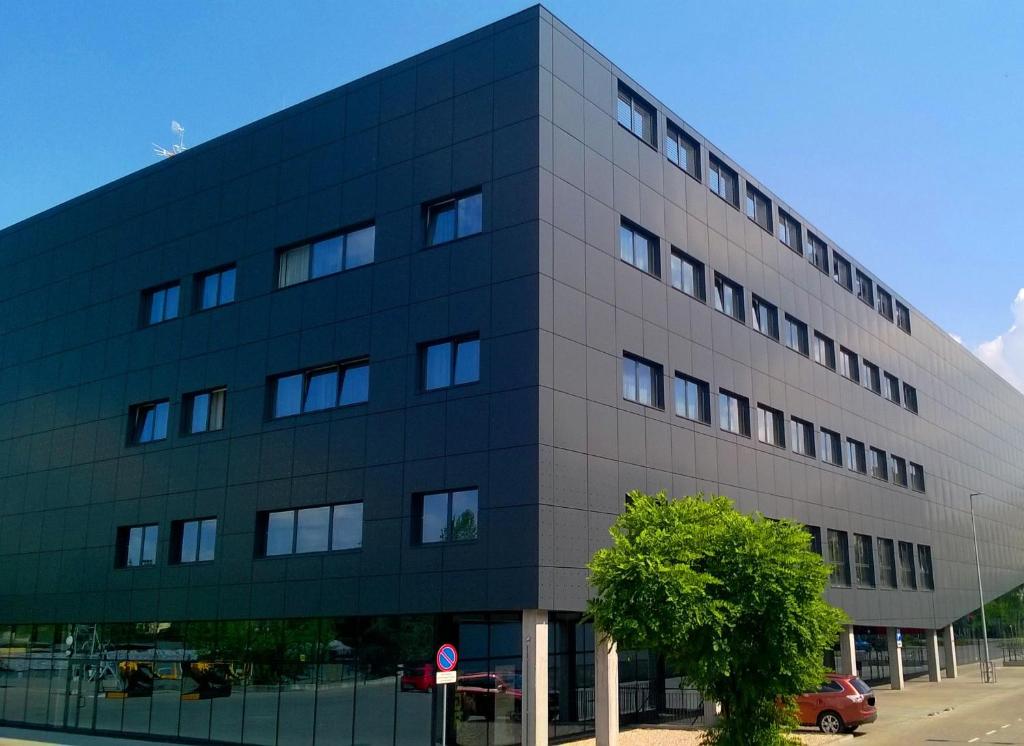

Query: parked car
[400,662,434,692]
[456,672,559,721]
[796,673,876,733]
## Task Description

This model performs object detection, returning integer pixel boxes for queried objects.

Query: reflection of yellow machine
[181,661,234,700]
[104,661,155,699]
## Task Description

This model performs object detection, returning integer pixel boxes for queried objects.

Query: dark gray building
[2,5,1023,745]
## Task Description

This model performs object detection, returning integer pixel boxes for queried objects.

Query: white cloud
[974,289,1024,394]
[950,332,964,345]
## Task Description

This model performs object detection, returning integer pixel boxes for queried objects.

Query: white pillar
[838,624,857,676]
[887,627,905,690]
[522,610,549,746]
[702,698,720,726]
[943,625,958,679]
[595,635,619,746]
[926,628,942,682]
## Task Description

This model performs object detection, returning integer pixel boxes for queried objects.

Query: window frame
[903,383,919,414]
[258,501,364,557]
[918,545,935,590]
[876,286,894,322]
[718,389,751,437]
[708,154,739,208]
[869,446,889,481]
[751,295,780,340]
[622,353,665,410]
[877,537,898,589]
[784,314,809,356]
[855,269,875,307]
[854,533,876,589]
[129,399,170,445]
[883,372,901,405]
[807,232,829,274]
[820,428,843,466]
[170,517,218,564]
[745,184,773,233]
[777,210,802,254]
[846,438,867,474]
[839,346,860,383]
[757,404,786,448]
[832,253,853,292]
[813,331,836,370]
[424,191,483,247]
[184,387,226,435]
[142,282,181,327]
[195,265,237,311]
[827,529,852,588]
[116,523,160,569]
[669,248,706,301]
[277,222,376,289]
[895,301,912,334]
[270,358,370,419]
[863,360,882,395]
[791,417,816,458]
[616,83,657,148]
[909,462,926,492]
[898,540,918,590]
[674,372,711,425]
[413,488,480,545]
[619,219,661,277]
[713,272,745,323]
[421,335,481,392]
[891,455,908,487]
[664,122,700,180]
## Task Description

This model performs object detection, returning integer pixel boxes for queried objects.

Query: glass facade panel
[345,225,375,269]
[339,363,370,405]
[311,235,344,278]
[303,369,339,412]
[274,374,303,418]
[424,342,453,390]
[453,339,481,385]
[427,202,457,245]
[295,506,331,554]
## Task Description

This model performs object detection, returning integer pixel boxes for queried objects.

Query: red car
[400,662,434,692]
[797,673,877,734]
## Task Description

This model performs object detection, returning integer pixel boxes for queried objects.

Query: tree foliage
[588,492,846,745]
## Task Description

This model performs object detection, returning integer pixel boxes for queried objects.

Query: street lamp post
[969,491,994,682]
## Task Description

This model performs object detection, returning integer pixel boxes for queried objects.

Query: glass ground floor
[0,612,699,746]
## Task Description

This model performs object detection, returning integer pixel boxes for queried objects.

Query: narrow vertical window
[622,354,664,409]
[665,123,700,179]
[130,400,170,444]
[883,372,901,405]
[854,534,876,588]
[415,489,479,544]
[791,418,816,458]
[839,347,860,383]
[172,518,217,564]
[813,332,836,370]
[777,210,802,254]
[784,315,809,356]
[756,404,785,447]
[422,336,481,391]
[909,462,926,492]
[425,192,483,246]
[821,429,842,466]
[903,383,918,414]
[846,438,866,473]
[895,301,912,334]
[827,530,851,587]
[877,538,897,588]
[918,545,935,590]
[117,524,160,568]
[670,249,706,301]
[144,283,180,326]
[891,455,908,487]
[708,155,738,207]
[619,220,660,276]
[718,390,750,437]
[674,374,711,424]
[808,232,829,274]
[855,269,874,306]
[713,273,745,323]
[898,541,917,590]
[877,287,894,322]
[832,253,852,291]
[186,388,226,434]
[745,185,772,232]
[863,360,881,394]
[616,84,656,147]
[751,296,779,340]
[870,447,889,481]
[197,266,237,310]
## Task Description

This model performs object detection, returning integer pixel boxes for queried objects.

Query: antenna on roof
[153,121,189,158]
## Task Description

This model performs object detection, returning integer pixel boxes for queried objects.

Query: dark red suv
[796,673,877,733]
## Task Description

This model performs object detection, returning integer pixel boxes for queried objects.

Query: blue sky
[2,0,1022,385]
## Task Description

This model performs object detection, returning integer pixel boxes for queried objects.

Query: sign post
[435,644,458,745]
[896,629,903,649]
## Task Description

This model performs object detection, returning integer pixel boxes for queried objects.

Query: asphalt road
[852,664,1024,745]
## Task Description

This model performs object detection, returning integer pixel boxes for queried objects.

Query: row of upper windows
[114,488,479,568]
[809,527,934,591]
[621,220,920,416]
[615,83,912,335]
[126,335,480,445]
[139,191,484,327]
[623,351,927,492]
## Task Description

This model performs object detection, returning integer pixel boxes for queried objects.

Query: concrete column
[926,628,942,682]
[838,624,857,676]
[887,627,905,690]
[595,635,619,746]
[702,698,720,726]
[521,610,549,746]
[943,625,958,679]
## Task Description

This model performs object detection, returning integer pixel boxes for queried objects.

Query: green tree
[588,491,845,745]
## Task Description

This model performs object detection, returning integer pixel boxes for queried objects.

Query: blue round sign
[436,643,458,672]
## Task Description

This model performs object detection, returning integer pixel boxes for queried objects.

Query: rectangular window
[846,438,867,474]
[807,525,823,556]
[425,192,483,246]
[863,360,881,395]
[827,529,852,587]
[665,123,700,179]
[144,283,180,326]
[751,295,780,340]
[619,220,660,276]
[272,360,370,418]
[821,429,842,466]
[883,372,901,405]
[171,518,217,564]
[877,287,894,322]
[813,331,836,370]
[808,232,829,274]
[898,541,917,590]
[415,488,479,544]
[896,301,912,334]
[708,155,738,207]
[839,346,860,383]
[909,462,926,492]
[116,524,159,568]
[757,404,786,448]
[130,400,170,444]
[197,266,236,310]
[891,455,908,487]
[675,373,711,424]
[791,417,816,458]
[784,314,809,356]
[903,383,918,414]
[718,390,751,437]
[422,336,480,391]
[670,249,706,301]
[260,502,363,557]
[833,253,853,291]
[918,545,935,590]
[713,272,745,322]
[278,224,375,288]
[876,538,897,588]
[617,84,656,147]
[870,447,888,481]
[855,269,874,306]
[745,185,772,232]
[185,387,226,434]
[622,354,664,409]
[777,210,802,254]
[854,534,876,588]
